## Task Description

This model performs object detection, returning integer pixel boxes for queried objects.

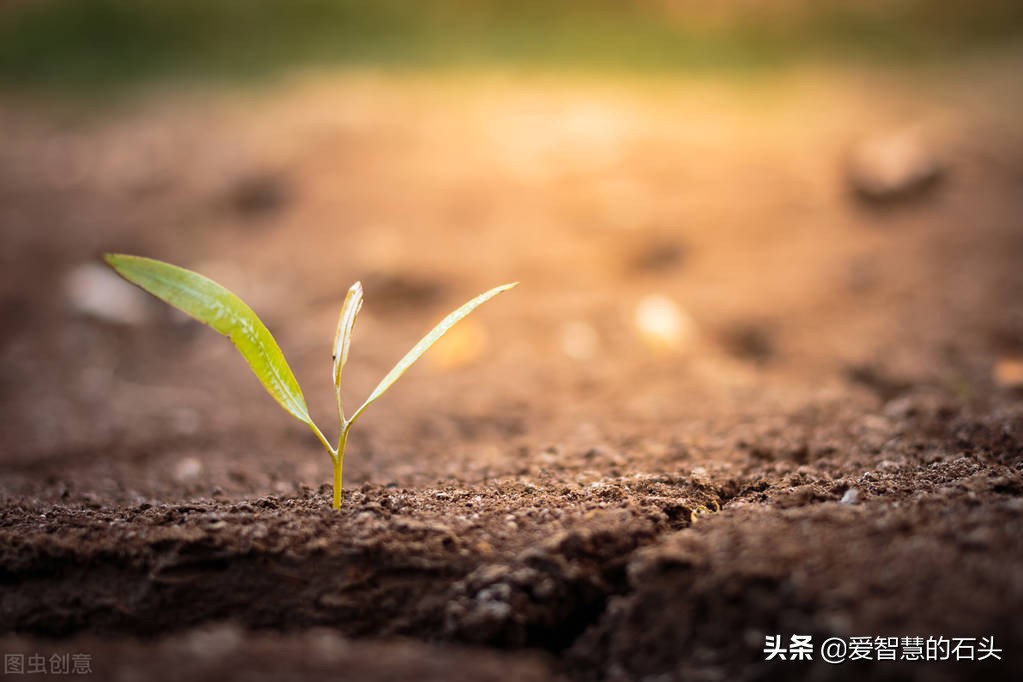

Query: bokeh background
[3,4,1023,681]
[2,1,1023,89]
[1,0,1022,500]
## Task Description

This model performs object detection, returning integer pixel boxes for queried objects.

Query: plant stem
[333,425,349,510]
[332,454,343,510]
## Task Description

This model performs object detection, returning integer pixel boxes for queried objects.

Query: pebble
[846,128,943,204]
[64,263,152,325]
[173,456,204,483]
[635,294,694,351]
[181,623,243,660]
[840,487,861,505]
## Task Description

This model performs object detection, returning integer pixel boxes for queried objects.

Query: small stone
[846,128,943,205]
[173,456,204,483]
[64,263,152,325]
[635,294,694,351]
[840,487,860,505]
[181,623,243,660]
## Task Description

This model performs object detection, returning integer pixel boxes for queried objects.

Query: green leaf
[349,282,517,424]
[104,254,312,425]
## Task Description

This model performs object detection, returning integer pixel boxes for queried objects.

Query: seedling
[104,254,516,509]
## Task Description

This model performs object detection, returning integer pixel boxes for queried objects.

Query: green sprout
[104,254,516,510]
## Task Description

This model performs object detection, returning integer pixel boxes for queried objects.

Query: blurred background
[1,0,1022,502]
[2,1,1023,88]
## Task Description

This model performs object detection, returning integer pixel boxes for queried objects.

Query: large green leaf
[349,282,517,424]
[104,254,311,425]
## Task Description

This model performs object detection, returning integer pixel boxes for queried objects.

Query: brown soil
[2,60,1023,681]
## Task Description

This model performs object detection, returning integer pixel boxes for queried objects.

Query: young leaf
[104,254,312,425]
[332,281,363,388]
[349,282,517,423]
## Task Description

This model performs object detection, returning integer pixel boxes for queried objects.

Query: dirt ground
[2,56,1023,681]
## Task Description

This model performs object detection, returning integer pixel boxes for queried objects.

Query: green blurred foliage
[1,0,1021,91]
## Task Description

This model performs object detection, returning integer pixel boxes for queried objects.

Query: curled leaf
[332,281,363,388]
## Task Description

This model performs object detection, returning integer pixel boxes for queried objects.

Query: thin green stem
[332,453,343,510]
[332,425,350,510]
[333,374,348,510]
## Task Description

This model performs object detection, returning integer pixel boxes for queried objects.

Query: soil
[2,58,1023,681]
